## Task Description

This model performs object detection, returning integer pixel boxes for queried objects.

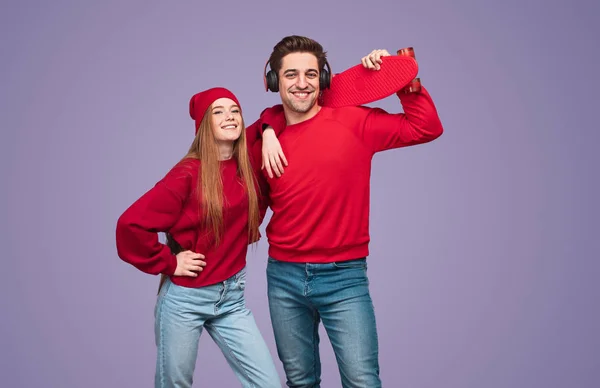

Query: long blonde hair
[158,104,260,293]
[185,105,260,244]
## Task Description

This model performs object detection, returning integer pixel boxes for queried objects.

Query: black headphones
[263,58,332,92]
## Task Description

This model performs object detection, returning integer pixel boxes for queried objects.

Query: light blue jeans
[266,257,381,388]
[154,267,281,388]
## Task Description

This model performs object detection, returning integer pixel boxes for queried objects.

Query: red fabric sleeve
[115,161,195,275]
[252,140,271,225]
[246,140,271,244]
[245,119,261,152]
[360,86,444,153]
[245,104,287,148]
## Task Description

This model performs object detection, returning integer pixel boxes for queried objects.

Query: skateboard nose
[397,47,420,93]
[401,78,422,94]
[397,47,415,58]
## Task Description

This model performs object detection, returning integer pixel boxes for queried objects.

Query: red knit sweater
[116,120,269,288]
[253,87,443,263]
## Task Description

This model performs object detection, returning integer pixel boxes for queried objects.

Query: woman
[115,87,281,388]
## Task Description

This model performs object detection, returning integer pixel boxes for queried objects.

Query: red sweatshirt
[253,87,443,263]
[115,135,268,287]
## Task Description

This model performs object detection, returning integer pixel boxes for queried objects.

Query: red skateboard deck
[320,54,419,108]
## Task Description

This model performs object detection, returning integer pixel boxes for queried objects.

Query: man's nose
[296,74,308,88]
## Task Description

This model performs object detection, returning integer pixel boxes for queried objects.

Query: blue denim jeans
[154,267,281,388]
[266,257,381,388]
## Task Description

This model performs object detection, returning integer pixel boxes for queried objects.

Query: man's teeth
[293,92,311,99]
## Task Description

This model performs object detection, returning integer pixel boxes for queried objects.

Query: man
[253,35,444,388]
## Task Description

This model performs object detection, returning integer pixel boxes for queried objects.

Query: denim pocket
[238,277,246,291]
[332,258,367,269]
[235,268,247,290]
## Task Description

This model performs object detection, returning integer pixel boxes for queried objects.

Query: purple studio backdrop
[1,0,598,387]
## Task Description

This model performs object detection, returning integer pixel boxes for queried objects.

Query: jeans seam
[156,281,171,388]
[312,310,320,386]
[208,322,255,387]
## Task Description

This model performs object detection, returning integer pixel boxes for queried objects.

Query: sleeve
[115,162,194,276]
[245,138,271,246]
[251,139,271,226]
[245,105,287,149]
[245,115,272,225]
[257,171,271,228]
[245,118,262,152]
[360,86,444,153]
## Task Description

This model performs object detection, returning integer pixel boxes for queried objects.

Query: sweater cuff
[259,105,286,136]
[164,251,178,276]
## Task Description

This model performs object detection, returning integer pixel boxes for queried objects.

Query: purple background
[2,0,598,387]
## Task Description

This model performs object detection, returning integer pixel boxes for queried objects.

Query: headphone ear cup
[320,69,331,90]
[266,70,279,92]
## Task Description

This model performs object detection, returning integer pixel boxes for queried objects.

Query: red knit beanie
[189,87,241,134]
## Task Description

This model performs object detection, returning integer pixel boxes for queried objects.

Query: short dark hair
[268,35,328,74]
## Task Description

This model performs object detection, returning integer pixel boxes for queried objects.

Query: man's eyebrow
[283,68,318,74]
